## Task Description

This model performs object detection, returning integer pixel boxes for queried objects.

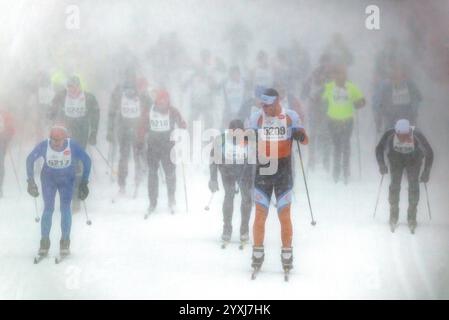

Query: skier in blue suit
[26,125,91,257]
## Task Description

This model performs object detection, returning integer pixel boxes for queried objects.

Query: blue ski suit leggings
[41,172,75,241]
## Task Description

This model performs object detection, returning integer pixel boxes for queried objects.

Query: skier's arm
[375,130,393,168]
[73,141,92,182]
[171,107,187,129]
[415,130,434,175]
[26,142,46,180]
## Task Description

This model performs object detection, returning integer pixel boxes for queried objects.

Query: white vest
[38,86,54,105]
[253,66,273,88]
[46,139,72,169]
[149,105,170,132]
[260,109,288,142]
[64,93,87,118]
[120,94,141,119]
[223,130,247,163]
[392,85,411,106]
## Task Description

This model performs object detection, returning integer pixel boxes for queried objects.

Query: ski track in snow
[1,136,449,299]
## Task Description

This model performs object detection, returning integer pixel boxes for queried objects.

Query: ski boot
[38,238,50,257]
[408,220,417,234]
[60,239,71,257]
[145,203,157,219]
[221,232,231,249]
[168,198,176,215]
[389,219,398,233]
[239,233,249,250]
[281,247,293,281]
[251,246,264,279]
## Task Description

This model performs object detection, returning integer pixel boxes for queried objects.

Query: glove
[78,181,89,200]
[420,170,430,183]
[88,134,97,146]
[27,179,39,198]
[293,129,308,144]
[208,180,219,193]
[379,164,388,175]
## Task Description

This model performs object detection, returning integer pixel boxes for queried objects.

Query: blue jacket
[26,138,91,182]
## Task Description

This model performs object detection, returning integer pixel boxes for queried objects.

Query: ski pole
[373,174,385,219]
[93,145,114,172]
[356,112,362,179]
[204,192,214,211]
[424,183,432,220]
[34,198,40,223]
[181,163,188,213]
[83,201,92,226]
[296,140,316,226]
[7,149,21,193]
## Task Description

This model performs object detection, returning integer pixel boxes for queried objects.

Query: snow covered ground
[1,133,448,300]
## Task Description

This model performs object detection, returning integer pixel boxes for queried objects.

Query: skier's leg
[40,174,57,240]
[388,159,404,224]
[239,174,253,240]
[58,175,75,242]
[161,147,176,205]
[221,172,236,241]
[406,158,422,225]
[329,120,342,182]
[118,130,131,190]
[342,119,354,182]
[253,186,272,247]
[147,148,160,209]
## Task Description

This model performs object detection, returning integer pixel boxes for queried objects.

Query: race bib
[260,113,288,141]
[149,106,170,132]
[393,135,415,154]
[392,86,411,106]
[46,139,72,169]
[38,87,54,105]
[121,95,141,119]
[64,94,86,118]
[224,132,247,163]
[333,87,349,103]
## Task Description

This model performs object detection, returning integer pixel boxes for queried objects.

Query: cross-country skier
[50,75,99,211]
[209,119,254,247]
[107,70,151,195]
[0,106,15,198]
[375,119,433,233]
[139,89,186,215]
[26,125,91,257]
[221,66,251,128]
[372,63,422,132]
[321,64,365,184]
[247,88,308,275]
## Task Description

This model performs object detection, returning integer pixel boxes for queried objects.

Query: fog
[0,0,448,299]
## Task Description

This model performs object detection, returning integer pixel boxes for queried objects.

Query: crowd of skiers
[0,31,434,274]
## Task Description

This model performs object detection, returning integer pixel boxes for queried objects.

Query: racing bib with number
[224,131,247,163]
[393,134,415,154]
[64,94,87,118]
[149,106,170,132]
[260,112,288,142]
[121,95,141,119]
[38,87,54,105]
[333,87,349,103]
[46,139,72,169]
[392,86,411,106]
